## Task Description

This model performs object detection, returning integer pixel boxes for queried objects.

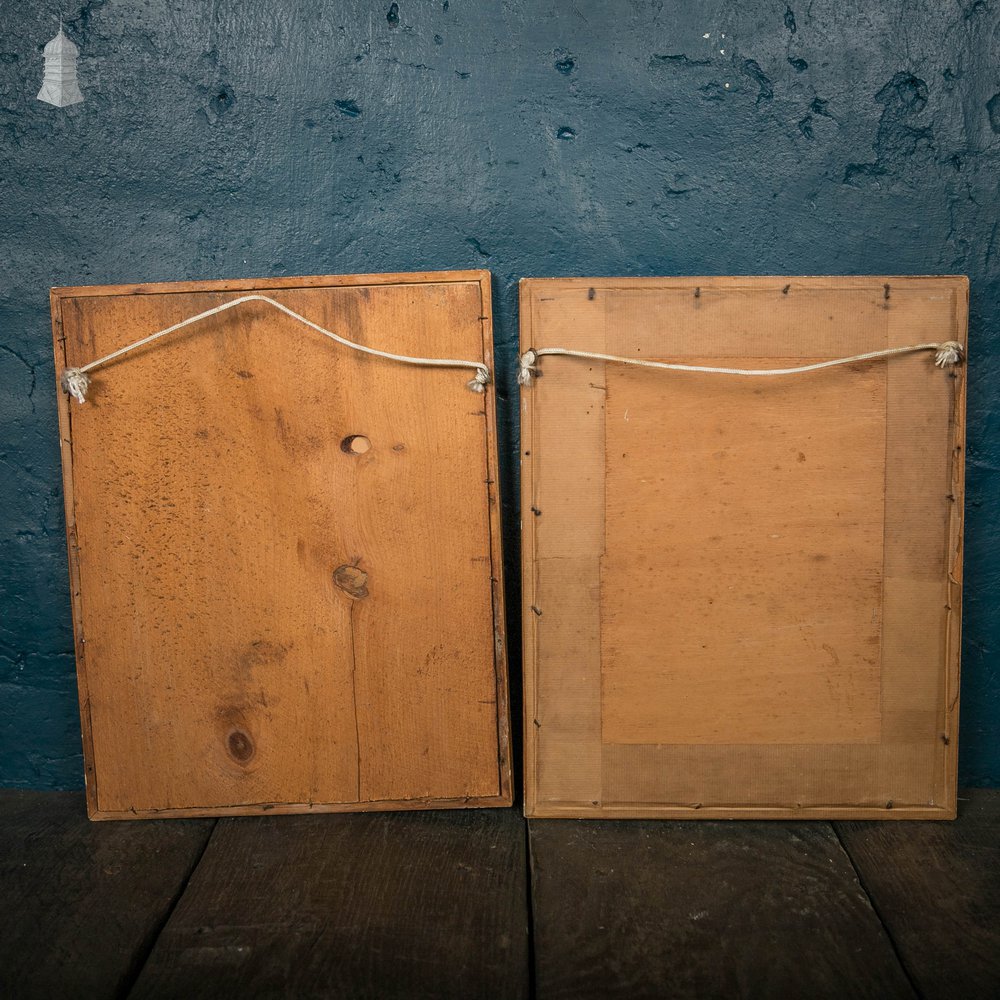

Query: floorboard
[128,808,529,1000]
[836,789,1000,999]
[0,790,214,1000]
[529,818,915,999]
[6,789,997,999]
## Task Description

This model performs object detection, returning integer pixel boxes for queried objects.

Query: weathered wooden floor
[1,790,997,999]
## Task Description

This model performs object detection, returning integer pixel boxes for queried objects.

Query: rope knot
[934,341,964,368]
[467,366,491,393]
[61,367,90,404]
[518,349,538,386]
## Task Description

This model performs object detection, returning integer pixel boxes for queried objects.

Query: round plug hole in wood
[341,434,371,455]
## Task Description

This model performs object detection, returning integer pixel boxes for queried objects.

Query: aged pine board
[129,808,529,1000]
[835,789,1000,999]
[52,271,511,818]
[0,790,213,1000]
[528,818,914,1000]
[522,275,967,818]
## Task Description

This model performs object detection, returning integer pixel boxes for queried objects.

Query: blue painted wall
[1,1,998,788]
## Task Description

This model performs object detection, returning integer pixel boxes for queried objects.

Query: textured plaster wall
[1,1,998,788]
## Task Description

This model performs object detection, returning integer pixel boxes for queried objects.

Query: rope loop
[61,367,90,405]
[934,341,964,368]
[518,349,538,386]
[60,293,492,403]
[467,366,491,393]
[518,340,966,386]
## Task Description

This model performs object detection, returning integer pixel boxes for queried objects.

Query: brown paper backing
[521,276,966,819]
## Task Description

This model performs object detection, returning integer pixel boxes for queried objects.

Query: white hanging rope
[60,293,492,403]
[517,341,965,385]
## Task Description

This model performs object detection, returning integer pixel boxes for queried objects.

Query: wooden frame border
[52,270,512,820]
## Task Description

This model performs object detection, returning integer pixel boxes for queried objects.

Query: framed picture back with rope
[52,271,511,819]
[520,275,967,819]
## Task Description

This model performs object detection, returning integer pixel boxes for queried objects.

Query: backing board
[53,271,511,819]
[521,276,966,819]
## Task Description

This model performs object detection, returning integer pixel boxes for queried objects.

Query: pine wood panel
[52,272,510,819]
[130,809,530,1000]
[529,817,915,999]
[521,276,967,819]
[0,790,213,999]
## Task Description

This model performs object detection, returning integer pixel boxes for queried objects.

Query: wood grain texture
[521,276,967,819]
[835,789,1000,999]
[52,271,511,818]
[0,790,213,1000]
[529,817,915,1000]
[130,808,529,1000]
